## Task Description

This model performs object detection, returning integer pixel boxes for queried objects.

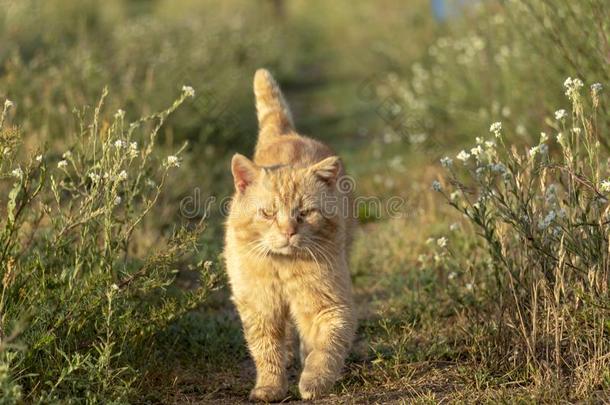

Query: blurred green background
[1,0,609,402]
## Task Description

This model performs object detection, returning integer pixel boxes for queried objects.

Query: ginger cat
[224,69,356,402]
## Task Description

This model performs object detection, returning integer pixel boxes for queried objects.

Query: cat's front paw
[298,374,333,400]
[249,385,287,402]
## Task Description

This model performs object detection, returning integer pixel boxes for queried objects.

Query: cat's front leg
[293,300,356,400]
[232,291,289,402]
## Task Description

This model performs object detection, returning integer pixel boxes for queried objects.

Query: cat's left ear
[309,156,341,185]
[231,154,258,193]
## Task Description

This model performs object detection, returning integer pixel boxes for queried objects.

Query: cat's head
[229,153,342,257]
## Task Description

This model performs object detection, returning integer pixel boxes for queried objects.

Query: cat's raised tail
[254,68,294,143]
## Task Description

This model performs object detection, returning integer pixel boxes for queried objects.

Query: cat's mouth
[272,245,296,255]
[269,239,305,256]
[268,235,304,256]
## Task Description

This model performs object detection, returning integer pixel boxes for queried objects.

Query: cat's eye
[298,208,318,222]
[259,208,274,219]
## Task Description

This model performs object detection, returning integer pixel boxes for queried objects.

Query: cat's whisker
[244,240,271,263]
[304,237,336,269]
[313,242,337,268]
[305,246,322,272]
[306,235,335,254]
[309,235,339,253]
[307,234,338,249]
[314,247,334,270]
[256,245,271,261]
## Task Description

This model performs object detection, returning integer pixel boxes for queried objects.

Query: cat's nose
[284,225,297,239]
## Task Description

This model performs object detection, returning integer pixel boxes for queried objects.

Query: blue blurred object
[431,0,479,21]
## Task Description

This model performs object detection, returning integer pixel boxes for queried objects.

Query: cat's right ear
[231,154,258,193]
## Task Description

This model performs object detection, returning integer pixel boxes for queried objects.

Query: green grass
[0,0,609,403]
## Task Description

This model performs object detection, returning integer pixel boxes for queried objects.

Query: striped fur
[224,69,356,401]
[254,68,295,142]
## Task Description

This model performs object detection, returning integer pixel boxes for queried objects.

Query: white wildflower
[449,223,460,231]
[484,140,496,149]
[456,150,470,162]
[62,151,72,159]
[35,154,43,162]
[437,237,448,248]
[600,180,610,193]
[490,122,502,133]
[114,140,125,149]
[555,109,568,120]
[57,160,68,169]
[489,121,502,137]
[11,167,23,179]
[114,196,122,206]
[563,77,583,97]
[440,156,453,168]
[491,163,506,173]
[110,283,120,291]
[538,210,556,230]
[448,272,457,280]
[470,145,483,157]
[571,77,584,89]
[425,237,435,245]
[465,283,473,291]
[450,191,460,201]
[114,109,125,120]
[117,170,128,181]
[475,137,484,145]
[88,173,101,183]
[572,127,581,135]
[129,142,138,158]
[529,145,543,157]
[432,180,442,192]
[539,132,548,143]
[166,155,180,168]
[591,83,603,93]
[4,99,13,109]
[182,85,195,98]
